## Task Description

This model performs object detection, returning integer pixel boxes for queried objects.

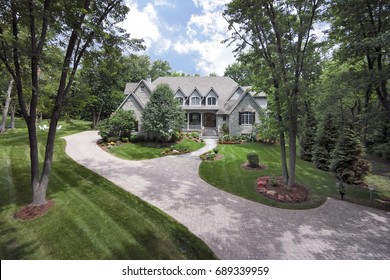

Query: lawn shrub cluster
[218,134,256,144]
[200,150,217,161]
[246,152,260,168]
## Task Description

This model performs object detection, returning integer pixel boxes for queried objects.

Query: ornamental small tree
[98,109,136,140]
[330,128,371,185]
[313,113,338,170]
[142,84,185,142]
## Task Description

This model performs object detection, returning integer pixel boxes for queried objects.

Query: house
[117,76,267,136]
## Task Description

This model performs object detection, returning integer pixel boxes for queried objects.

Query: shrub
[200,151,216,161]
[170,131,183,142]
[98,110,136,141]
[130,135,138,143]
[213,147,219,154]
[137,135,146,142]
[121,137,129,143]
[247,152,260,168]
[220,123,229,135]
[190,132,199,139]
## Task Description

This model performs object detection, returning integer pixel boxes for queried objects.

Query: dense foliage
[98,109,136,140]
[330,129,371,184]
[141,84,185,142]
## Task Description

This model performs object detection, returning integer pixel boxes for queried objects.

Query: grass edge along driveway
[0,119,216,259]
[199,143,388,210]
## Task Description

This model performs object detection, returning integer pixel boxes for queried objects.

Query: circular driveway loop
[64,131,390,259]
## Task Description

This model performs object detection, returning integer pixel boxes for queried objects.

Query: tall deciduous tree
[0,0,139,206]
[224,62,254,86]
[330,0,390,119]
[224,0,323,186]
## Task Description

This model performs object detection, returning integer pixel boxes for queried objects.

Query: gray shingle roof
[152,76,238,99]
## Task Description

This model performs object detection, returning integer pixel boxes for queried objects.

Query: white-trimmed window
[239,112,255,125]
[140,85,145,92]
[207,96,217,105]
[175,97,184,105]
[191,96,200,105]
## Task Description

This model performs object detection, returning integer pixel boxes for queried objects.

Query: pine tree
[299,109,317,162]
[313,113,338,170]
[330,128,371,184]
[142,84,185,142]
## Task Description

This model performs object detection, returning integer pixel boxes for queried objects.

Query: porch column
[200,113,203,128]
[187,112,189,130]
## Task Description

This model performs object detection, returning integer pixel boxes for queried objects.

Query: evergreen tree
[299,109,317,162]
[313,113,338,170]
[330,128,371,184]
[142,84,185,142]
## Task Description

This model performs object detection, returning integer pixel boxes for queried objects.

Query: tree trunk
[288,93,298,187]
[9,103,16,129]
[0,79,14,132]
[92,108,97,129]
[279,131,289,184]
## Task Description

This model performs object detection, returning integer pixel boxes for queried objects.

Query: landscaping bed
[257,176,309,203]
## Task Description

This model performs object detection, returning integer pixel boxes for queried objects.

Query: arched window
[207,96,216,105]
[175,97,184,105]
[191,96,200,105]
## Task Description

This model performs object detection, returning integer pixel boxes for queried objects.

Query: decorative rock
[266,190,276,196]
[277,194,285,202]
[285,195,293,202]
[258,187,267,193]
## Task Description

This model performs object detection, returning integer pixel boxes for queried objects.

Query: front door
[204,113,216,127]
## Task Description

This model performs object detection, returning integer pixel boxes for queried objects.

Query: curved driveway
[64,131,390,259]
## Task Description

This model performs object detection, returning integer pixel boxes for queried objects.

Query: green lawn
[0,119,216,259]
[109,139,205,160]
[199,143,390,210]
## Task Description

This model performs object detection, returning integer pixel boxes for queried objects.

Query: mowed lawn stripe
[0,120,216,259]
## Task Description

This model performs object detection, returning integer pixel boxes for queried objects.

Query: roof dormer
[228,86,245,101]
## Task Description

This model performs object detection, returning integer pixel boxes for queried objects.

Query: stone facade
[229,94,259,135]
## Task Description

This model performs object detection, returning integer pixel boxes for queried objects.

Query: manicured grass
[109,139,205,160]
[0,119,216,259]
[199,143,390,210]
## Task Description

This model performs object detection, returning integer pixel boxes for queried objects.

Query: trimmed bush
[130,135,138,143]
[213,147,219,154]
[247,152,260,168]
[220,123,229,135]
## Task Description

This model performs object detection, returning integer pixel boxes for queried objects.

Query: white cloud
[119,1,171,53]
[154,0,175,8]
[172,0,235,75]
[192,0,229,12]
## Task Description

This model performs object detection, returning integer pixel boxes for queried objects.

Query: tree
[299,108,317,161]
[0,0,140,207]
[142,84,185,142]
[98,109,136,140]
[330,0,390,119]
[224,0,323,186]
[0,78,14,132]
[313,112,338,171]
[224,62,254,86]
[330,128,371,184]
[150,59,172,81]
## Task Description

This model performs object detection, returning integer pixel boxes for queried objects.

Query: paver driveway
[64,131,390,259]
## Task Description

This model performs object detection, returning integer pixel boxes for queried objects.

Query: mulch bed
[257,176,309,203]
[241,163,267,170]
[15,200,55,221]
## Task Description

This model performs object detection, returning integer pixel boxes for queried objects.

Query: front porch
[183,112,218,136]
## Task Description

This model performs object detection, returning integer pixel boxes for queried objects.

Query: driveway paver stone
[64,131,390,259]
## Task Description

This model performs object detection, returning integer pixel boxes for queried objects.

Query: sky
[119,0,236,76]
